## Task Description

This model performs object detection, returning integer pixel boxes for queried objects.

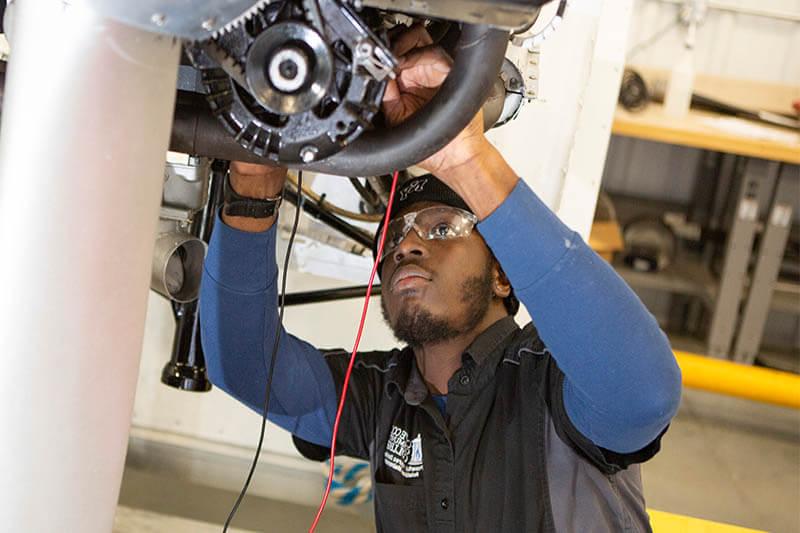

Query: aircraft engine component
[185,0,394,165]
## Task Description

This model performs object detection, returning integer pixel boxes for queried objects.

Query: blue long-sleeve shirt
[199,179,682,454]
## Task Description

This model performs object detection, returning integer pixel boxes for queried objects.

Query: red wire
[308,170,400,532]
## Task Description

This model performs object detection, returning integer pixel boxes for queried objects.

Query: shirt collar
[463,316,521,367]
[385,315,521,404]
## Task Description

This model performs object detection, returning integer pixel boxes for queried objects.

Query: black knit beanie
[373,174,519,316]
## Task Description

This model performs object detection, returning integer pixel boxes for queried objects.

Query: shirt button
[459,374,471,386]
[440,498,449,510]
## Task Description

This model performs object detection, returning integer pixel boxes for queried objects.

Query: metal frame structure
[733,165,799,364]
[707,159,780,358]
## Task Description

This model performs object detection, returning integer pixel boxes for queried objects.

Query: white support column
[555,0,634,239]
[0,2,180,531]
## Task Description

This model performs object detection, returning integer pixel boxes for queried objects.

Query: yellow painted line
[675,351,800,410]
[650,509,766,532]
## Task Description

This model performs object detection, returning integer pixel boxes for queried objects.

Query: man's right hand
[223,161,288,233]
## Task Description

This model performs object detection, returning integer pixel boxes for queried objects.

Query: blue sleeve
[478,180,682,454]
[198,214,337,447]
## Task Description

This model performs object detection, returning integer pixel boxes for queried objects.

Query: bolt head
[356,42,373,56]
[300,146,318,163]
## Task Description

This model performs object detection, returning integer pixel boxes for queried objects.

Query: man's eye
[430,223,455,238]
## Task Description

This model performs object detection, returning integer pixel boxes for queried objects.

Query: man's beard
[381,261,494,348]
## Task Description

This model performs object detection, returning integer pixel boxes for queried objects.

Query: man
[200,25,681,532]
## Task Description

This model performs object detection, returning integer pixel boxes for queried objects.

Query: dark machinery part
[185,0,393,165]
[163,299,211,391]
[618,68,649,112]
[174,23,510,176]
[160,161,227,392]
[623,216,678,273]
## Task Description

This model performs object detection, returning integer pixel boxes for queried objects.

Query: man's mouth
[390,265,433,293]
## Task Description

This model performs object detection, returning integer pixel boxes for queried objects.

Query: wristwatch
[223,172,282,218]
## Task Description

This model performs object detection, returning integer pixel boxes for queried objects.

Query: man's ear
[492,260,512,299]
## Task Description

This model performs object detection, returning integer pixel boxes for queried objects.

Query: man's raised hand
[382,24,491,179]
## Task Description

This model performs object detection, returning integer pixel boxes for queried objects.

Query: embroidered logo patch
[398,178,428,201]
[384,425,424,478]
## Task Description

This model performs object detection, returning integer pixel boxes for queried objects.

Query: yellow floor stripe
[650,510,766,532]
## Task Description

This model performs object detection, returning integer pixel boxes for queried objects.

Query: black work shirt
[294,317,661,532]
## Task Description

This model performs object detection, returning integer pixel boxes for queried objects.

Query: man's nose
[392,227,427,263]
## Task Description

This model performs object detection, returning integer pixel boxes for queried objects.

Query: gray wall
[602,0,800,356]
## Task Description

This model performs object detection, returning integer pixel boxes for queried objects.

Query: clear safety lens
[380,206,478,261]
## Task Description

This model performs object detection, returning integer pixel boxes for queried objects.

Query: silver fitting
[300,145,318,162]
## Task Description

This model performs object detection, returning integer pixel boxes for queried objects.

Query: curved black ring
[299,24,509,176]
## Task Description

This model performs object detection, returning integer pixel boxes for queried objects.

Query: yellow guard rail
[674,351,800,409]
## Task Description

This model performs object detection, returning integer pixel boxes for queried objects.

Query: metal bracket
[732,165,799,364]
[504,41,541,102]
[707,159,780,358]
[312,0,397,81]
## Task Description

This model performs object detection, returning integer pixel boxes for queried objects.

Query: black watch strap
[223,173,282,219]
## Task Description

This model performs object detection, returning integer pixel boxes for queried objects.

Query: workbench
[610,78,800,363]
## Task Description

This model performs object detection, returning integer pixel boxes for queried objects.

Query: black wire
[223,171,305,532]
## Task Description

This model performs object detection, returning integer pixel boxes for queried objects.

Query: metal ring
[245,22,333,115]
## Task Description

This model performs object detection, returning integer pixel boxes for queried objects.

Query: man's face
[379,201,498,347]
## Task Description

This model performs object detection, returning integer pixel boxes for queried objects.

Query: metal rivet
[459,374,471,386]
[201,17,217,31]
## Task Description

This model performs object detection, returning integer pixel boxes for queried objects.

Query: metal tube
[283,186,375,249]
[0,2,180,531]
[284,284,381,306]
[675,351,800,409]
[162,299,212,391]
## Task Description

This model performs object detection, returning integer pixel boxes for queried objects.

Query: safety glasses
[380,206,479,261]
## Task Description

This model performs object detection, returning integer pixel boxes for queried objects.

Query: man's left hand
[382,24,491,179]
[382,24,518,219]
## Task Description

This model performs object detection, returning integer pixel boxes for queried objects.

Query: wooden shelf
[613,104,800,164]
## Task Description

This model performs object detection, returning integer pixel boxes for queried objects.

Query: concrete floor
[119,388,800,532]
[642,389,800,532]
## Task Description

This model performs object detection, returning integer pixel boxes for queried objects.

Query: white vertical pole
[0,2,180,531]
[555,0,634,240]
